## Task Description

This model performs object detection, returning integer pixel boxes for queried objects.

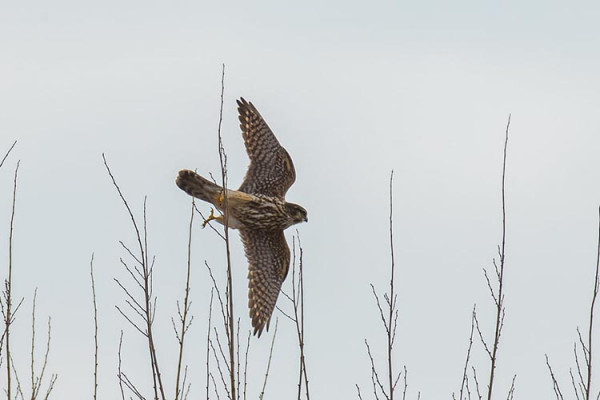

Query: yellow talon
[202,208,217,228]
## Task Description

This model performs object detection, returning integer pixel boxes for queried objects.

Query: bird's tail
[176,170,223,205]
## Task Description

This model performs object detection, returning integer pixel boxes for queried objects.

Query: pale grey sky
[2,0,600,398]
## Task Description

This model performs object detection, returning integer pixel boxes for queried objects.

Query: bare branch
[215,63,237,400]
[356,384,364,400]
[0,140,17,170]
[213,327,231,375]
[358,170,411,400]
[5,160,20,400]
[456,306,477,400]
[117,331,126,400]
[209,336,231,399]
[365,339,387,400]
[584,206,600,400]
[370,285,389,333]
[545,354,564,400]
[259,319,279,400]
[472,366,482,400]
[205,262,228,331]
[485,114,511,400]
[242,330,250,400]
[103,154,146,270]
[236,319,241,400]
[482,268,499,307]
[290,233,310,400]
[206,289,214,400]
[174,198,196,400]
[274,304,296,323]
[104,155,166,400]
[506,375,516,400]
[90,254,99,400]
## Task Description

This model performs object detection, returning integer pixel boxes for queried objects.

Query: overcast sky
[2,0,600,398]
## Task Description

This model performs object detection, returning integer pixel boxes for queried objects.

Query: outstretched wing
[239,229,290,337]
[237,98,296,199]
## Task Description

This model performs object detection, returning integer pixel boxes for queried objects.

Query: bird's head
[286,202,308,225]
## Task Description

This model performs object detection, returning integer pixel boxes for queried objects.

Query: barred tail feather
[176,169,222,204]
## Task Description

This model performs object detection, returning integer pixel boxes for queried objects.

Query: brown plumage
[176,97,307,336]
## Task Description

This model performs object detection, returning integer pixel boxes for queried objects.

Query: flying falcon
[176,97,307,336]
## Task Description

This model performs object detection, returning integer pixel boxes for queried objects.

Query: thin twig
[207,289,214,400]
[0,140,17,170]
[37,317,56,399]
[259,319,279,399]
[90,254,99,400]
[506,375,516,400]
[117,331,126,400]
[485,114,511,400]
[545,354,564,400]
[243,330,250,400]
[11,353,24,400]
[584,207,600,399]
[216,63,237,400]
[357,170,408,400]
[387,170,396,400]
[402,366,407,400]
[473,311,492,360]
[236,319,241,400]
[31,288,37,397]
[365,339,386,399]
[472,366,482,400]
[104,155,166,400]
[209,335,231,399]
[356,384,364,400]
[292,234,310,400]
[457,306,477,400]
[175,198,196,400]
[102,154,146,274]
[6,160,20,399]
[22,288,56,400]
[205,262,228,333]
[213,327,231,375]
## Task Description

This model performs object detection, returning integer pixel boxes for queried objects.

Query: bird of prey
[176,97,307,336]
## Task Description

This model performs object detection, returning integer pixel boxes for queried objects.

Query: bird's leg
[202,208,223,228]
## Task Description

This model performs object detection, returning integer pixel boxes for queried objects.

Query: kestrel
[176,98,307,336]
